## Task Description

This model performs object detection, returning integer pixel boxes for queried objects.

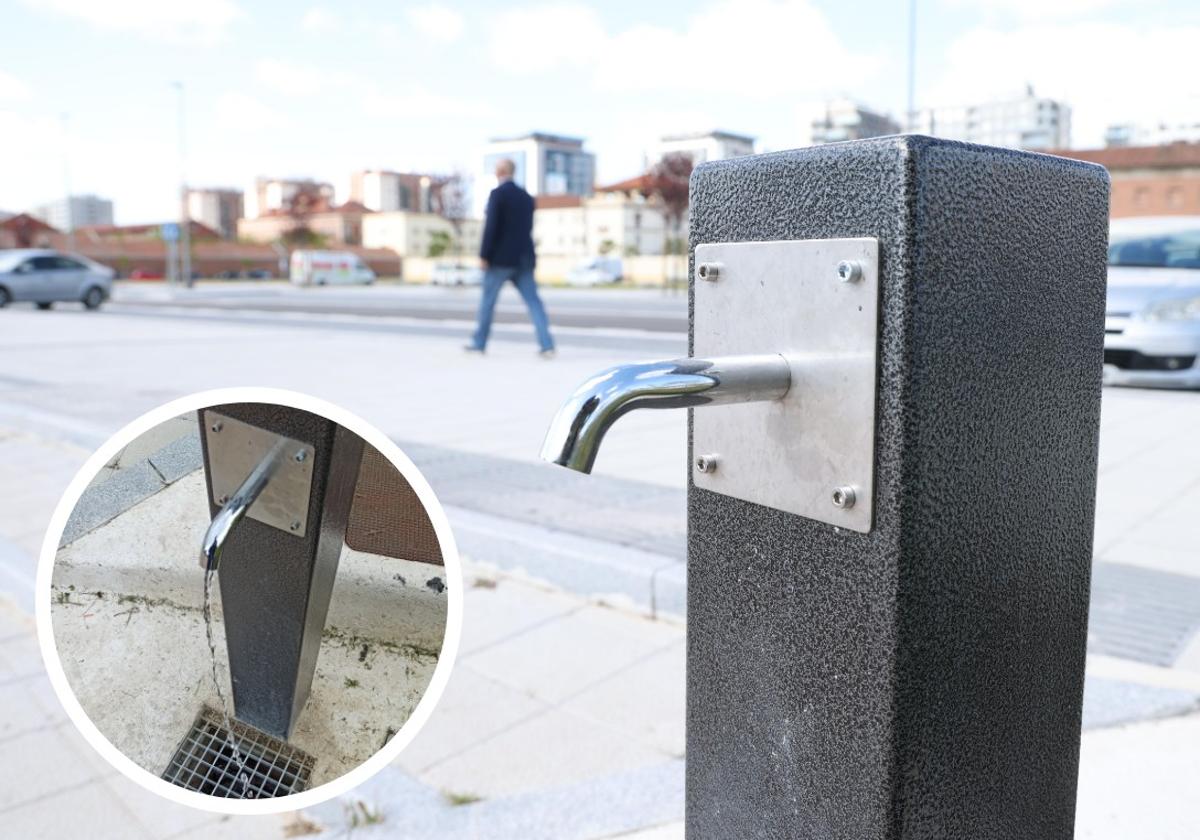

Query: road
[110,280,690,334]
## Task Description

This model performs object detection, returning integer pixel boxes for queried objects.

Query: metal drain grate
[162,706,315,798]
[1089,561,1200,667]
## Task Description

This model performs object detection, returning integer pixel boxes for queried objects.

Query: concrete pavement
[0,299,1198,837]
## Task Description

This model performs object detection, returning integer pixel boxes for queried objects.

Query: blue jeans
[469,264,554,352]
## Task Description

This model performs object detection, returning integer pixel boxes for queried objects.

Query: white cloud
[22,0,243,43]
[214,92,287,128]
[941,0,1129,20]
[405,3,465,43]
[300,6,339,32]
[255,59,354,97]
[489,1,876,98]
[928,21,1200,147]
[0,71,31,101]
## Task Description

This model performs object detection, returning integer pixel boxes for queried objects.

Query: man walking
[465,158,555,357]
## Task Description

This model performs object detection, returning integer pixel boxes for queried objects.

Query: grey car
[1105,217,1200,389]
[0,248,114,310]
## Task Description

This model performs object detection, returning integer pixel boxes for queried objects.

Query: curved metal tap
[540,354,791,473]
[200,440,288,572]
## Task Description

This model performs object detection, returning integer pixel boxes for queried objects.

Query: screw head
[217,494,229,505]
[210,421,223,433]
[697,261,722,282]
[695,454,719,474]
[836,260,862,283]
[294,450,307,463]
[831,485,857,509]
[290,520,302,531]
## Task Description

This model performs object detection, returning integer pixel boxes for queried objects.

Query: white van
[289,250,376,286]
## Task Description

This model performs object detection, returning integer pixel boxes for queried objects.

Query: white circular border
[35,387,464,816]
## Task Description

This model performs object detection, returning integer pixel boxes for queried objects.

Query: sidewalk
[0,307,1199,836]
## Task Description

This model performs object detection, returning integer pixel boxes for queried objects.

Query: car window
[54,256,86,270]
[1109,230,1200,268]
[30,256,60,271]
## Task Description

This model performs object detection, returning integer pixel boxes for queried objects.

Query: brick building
[1051,143,1200,218]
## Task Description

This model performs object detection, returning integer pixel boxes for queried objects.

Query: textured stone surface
[686,136,1109,839]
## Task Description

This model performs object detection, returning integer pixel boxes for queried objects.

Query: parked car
[290,250,375,286]
[129,268,165,281]
[566,256,623,286]
[430,261,484,286]
[245,268,273,279]
[0,249,113,310]
[1105,216,1200,389]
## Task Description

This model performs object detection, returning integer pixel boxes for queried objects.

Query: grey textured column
[686,136,1109,839]
[199,404,363,740]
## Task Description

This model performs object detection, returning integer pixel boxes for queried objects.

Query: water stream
[202,568,253,796]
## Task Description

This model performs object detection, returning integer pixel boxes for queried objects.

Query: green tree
[427,230,452,258]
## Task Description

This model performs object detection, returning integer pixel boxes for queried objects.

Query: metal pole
[198,405,364,739]
[60,113,75,252]
[906,0,917,131]
[685,137,1109,838]
[175,81,192,288]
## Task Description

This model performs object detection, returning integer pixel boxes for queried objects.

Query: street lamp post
[174,81,192,288]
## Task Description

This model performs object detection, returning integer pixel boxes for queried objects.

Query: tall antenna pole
[906,0,917,131]
[175,81,192,288]
[61,112,75,251]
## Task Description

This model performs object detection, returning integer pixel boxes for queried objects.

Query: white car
[430,262,484,286]
[1105,216,1200,389]
[566,257,623,286]
[289,250,375,286]
[0,248,114,310]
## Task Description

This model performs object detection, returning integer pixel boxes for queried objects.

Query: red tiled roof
[596,175,651,193]
[1046,143,1200,170]
[535,195,583,209]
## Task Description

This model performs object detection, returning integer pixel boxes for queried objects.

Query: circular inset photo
[36,389,460,814]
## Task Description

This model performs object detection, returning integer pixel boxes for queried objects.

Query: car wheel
[82,287,104,310]
[36,302,53,311]
[0,287,10,308]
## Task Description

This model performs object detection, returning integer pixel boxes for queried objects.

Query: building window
[1133,187,1150,208]
[1167,187,1184,209]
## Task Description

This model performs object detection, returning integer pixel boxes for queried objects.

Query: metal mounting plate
[693,238,879,532]
[204,412,315,537]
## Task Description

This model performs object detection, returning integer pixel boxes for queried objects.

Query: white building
[533,188,676,259]
[808,100,901,145]
[32,194,113,231]
[186,188,242,239]
[649,130,755,166]
[476,132,596,216]
[1105,121,1200,148]
[909,87,1070,151]
[362,211,482,258]
[346,170,439,213]
[243,177,334,219]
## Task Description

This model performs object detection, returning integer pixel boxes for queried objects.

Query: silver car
[0,248,114,311]
[1105,217,1200,389]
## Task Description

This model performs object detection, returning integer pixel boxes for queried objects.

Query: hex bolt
[695,454,720,474]
[836,260,863,283]
[697,261,723,282]
[290,520,302,531]
[831,485,857,509]
[210,421,223,433]
[294,450,307,463]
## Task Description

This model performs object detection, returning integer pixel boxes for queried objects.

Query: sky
[1,0,1199,224]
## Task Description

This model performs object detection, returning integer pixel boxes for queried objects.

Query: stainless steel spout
[540,354,791,473]
[200,440,287,572]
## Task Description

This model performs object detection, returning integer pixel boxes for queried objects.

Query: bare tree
[640,153,693,288]
[281,182,329,247]
[431,172,470,258]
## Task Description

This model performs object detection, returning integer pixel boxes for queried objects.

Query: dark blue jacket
[479,180,536,268]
